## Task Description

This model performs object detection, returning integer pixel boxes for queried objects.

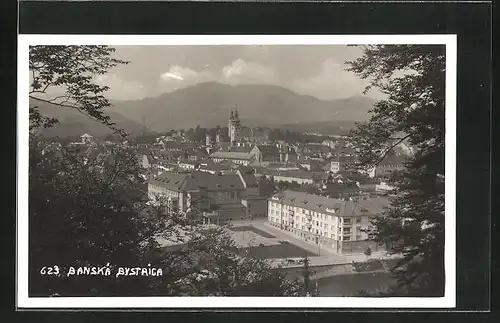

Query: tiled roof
[228,146,254,153]
[330,155,357,163]
[211,151,255,160]
[266,162,301,169]
[257,168,327,181]
[237,166,258,187]
[149,172,188,191]
[269,190,390,217]
[179,159,198,165]
[257,145,280,155]
[182,171,245,191]
[378,153,407,166]
[150,171,245,192]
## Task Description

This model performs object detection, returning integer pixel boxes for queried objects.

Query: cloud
[291,59,381,100]
[157,60,276,94]
[160,66,203,82]
[221,59,276,84]
[95,74,146,100]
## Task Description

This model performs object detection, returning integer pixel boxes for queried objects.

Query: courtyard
[229,225,317,259]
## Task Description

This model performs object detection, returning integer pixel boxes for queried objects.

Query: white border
[17,34,457,309]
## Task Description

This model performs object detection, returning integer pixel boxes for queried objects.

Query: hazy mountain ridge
[109,82,376,132]
[30,98,144,138]
[30,82,376,137]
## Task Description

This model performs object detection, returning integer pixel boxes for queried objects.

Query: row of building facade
[267,190,390,254]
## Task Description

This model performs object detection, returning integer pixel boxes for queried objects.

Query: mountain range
[31,82,376,137]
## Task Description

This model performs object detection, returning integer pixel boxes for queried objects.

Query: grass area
[230,226,276,238]
[352,259,384,272]
[239,240,317,259]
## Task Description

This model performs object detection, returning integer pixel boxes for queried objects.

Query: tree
[27,46,302,297]
[29,139,155,296]
[29,45,129,136]
[347,45,445,296]
[300,254,319,296]
[364,247,372,258]
[30,139,303,296]
[258,175,275,197]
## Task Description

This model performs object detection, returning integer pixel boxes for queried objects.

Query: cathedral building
[228,109,241,147]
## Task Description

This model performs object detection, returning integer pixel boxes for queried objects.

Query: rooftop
[211,151,256,160]
[150,170,245,192]
[269,190,390,217]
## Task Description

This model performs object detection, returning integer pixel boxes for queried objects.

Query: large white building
[267,190,390,254]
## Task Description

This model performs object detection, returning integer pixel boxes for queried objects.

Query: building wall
[207,190,245,206]
[250,146,262,163]
[273,175,313,185]
[212,157,250,166]
[148,184,179,200]
[147,184,183,213]
[179,163,196,170]
[243,198,267,217]
[340,240,385,254]
[330,161,340,173]
[267,199,380,254]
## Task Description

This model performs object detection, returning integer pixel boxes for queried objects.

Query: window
[356,218,361,224]
[343,235,351,241]
[316,221,319,226]
[344,218,351,225]
[344,228,351,233]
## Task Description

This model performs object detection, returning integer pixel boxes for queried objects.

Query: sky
[94,45,383,101]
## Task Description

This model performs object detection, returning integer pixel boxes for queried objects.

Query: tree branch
[372,134,412,167]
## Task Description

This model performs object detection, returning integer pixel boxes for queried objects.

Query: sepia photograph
[17,35,456,308]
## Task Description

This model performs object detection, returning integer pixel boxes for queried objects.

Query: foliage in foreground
[347,45,446,296]
[29,137,303,296]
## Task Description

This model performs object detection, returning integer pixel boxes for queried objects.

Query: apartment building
[267,190,390,254]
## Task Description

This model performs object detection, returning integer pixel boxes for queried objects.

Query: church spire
[234,109,239,119]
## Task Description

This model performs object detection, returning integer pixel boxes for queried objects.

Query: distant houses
[366,154,407,178]
[210,145,262,166]
[253,168,327,185]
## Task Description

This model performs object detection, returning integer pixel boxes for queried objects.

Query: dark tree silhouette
[29,46,129,136]
[347,45,445,296]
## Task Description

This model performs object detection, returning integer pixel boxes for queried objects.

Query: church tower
[228,108,241,146]
[205,133,211,146]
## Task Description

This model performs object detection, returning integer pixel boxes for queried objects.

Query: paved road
[230,218,401,268]
[249,220,337,256]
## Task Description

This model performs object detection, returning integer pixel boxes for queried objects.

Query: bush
[352,259,383,272]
